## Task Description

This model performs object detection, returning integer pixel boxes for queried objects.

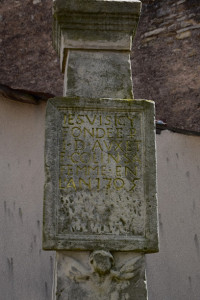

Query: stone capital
[53,0,142,71]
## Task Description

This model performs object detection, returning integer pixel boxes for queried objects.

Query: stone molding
[53,0,142,70]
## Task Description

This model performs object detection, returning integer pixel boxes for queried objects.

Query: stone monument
[43,1,159,299]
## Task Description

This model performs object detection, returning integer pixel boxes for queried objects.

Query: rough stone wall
[0,0,63,96]
[132,0,200,132]
[0,0,199,130]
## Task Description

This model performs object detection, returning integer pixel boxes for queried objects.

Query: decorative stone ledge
[53,0,142,71]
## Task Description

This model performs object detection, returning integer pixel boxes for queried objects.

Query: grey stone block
[54,251,147,300]
[63,50,133,99]
[43,97,158,253]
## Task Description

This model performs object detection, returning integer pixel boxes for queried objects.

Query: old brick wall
[0,0,200,131]
[132,0,200,132]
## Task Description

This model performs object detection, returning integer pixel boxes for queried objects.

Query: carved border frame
[43,97,158,252]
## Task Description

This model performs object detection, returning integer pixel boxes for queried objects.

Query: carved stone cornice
[52,0,142,71]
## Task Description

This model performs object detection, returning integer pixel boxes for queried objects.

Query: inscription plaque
[43,98,158,252]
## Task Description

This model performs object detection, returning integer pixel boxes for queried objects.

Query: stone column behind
[43,1,159,299]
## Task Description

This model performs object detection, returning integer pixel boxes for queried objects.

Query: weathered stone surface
[52,0,141,100]
[43,2,156,299]
[63,50,133,99]
[53,0,141,71]
[43,97,158,252]
[54,251,147,300]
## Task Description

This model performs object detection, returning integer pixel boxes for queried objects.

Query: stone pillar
[53,0,141,99]
[43,1,159,299]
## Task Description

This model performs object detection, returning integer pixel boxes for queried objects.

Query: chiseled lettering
[115,115,125,126]
[125,165,137,177]
[116,127,123,138]
[67,178,77,190]
[106,128,113,138]
[60,152,65,164]
[123,153,135,164]
[101,165,106,176]
[63,114,67,126]
[66,165,73,175]
[129,177,140,191]
[71,152,90,164]
[128,128,136,137]
[68,114,74,125]
[88,165,99,175]
[92,140,103,151]
[95,177,100,190]
[80,152,90,163]
[127,115,136,127]
[83,127,94,138]
[125,140,132,152]
[103,177,112,189]
[105,115,112,125]
[86,115,96,125]
[76,114,84,125]
[113,178,125,190]
[62,128,69,137]
[70,152,79,163]
[114,141,123,152]
[96,128,105,138]
[72,127,82,137]
[116,166,122,177]
[135,140,141,152]
[79,177,91,190]
[76,165,87,175]
[59,178,64,189]
[59,111,142,194]
[70,151,104,164]
[90,152,100,164]
[62,115,69,128]
[99,115,102,125]
[74,139,85,151]
[103,141,112,151]
[107,152,120,163]
[61,139,66,151]
[60,156,64,165]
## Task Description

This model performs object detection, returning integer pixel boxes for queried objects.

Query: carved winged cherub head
[89,250,114,275]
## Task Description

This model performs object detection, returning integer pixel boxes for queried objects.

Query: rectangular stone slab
[43,97,158,252]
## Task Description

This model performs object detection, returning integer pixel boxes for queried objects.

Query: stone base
[53,251,147,300]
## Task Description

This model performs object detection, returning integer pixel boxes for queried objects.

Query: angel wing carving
[56,251,144,300]
[112,255,143,281]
